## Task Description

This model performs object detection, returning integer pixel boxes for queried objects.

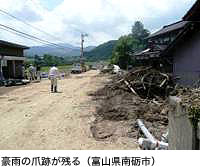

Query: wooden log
[124,80,138,96]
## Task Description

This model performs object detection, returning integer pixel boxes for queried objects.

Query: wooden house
[0,40,29,80]
[135,0,200,87]
[134,21,189,69]
[183,0,200,21]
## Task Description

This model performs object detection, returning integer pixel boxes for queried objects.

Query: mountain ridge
[25,40,117,62]
[25,43,96,57]
[84,40,117,62]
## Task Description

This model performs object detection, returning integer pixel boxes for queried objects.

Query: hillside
[84,40,117,62]
[24,41,117,62]
[25,43,95,57]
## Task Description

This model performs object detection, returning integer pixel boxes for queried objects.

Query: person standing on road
[36,65,41,81]
[48,64,59,93]
[29,64,36,81]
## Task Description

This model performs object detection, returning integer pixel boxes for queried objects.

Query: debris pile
[100,65,113,74]
[113,67,175,99]
[90,67,174,142]
[100,64,122,74]
[176,88,200,129]
[177,88,200,107]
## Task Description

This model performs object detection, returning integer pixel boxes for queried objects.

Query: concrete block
[169,96,181,107]
[168,96,196,150]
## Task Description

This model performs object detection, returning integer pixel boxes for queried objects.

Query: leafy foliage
[132,21,150,43]
[24,21,150,69]
[111,21,150,69]
[26,54,77,67]
[43,54,65,66]
[111,35,139,69]
[84,40,117,62]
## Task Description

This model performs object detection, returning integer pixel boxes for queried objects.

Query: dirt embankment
[89,71,170,142]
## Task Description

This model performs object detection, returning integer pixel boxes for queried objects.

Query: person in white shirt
[29,64,36,81]
[48,64,59,93]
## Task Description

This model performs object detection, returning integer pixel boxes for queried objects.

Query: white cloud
[0,0,196,47]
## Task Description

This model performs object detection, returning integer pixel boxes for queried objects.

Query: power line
[0,8,89,48]
[0,23,72,51]
[0,8,68,44]
[28,0,83,45]
[0,26,50,45]
[0,3,91,48]
[0,26,76,52]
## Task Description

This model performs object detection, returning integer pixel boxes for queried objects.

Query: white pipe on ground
[137,119,168,150]
[137,119,156,141]
[138,138,168,150]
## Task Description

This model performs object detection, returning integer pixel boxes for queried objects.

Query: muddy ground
[0,70,138,150]
[89,73,169,142]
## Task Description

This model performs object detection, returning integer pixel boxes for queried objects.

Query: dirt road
[0,70,137,150]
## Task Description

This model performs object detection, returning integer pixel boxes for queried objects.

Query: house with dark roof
[134,0,200,87]
[0,40,29,80]
[135,21,189,67]
[183,0,200,21]
[148,21,189,43]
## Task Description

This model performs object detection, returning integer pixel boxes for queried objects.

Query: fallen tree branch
[124,80,138,96]
[160,78,167,88]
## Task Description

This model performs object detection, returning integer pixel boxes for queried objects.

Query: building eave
[183,0,200,21]
[147,21,189,39]
[160,22,198,57]
[0,40,29,49]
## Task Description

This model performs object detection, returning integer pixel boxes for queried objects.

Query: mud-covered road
[0,70,137,150]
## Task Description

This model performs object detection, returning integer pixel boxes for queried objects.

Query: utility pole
[80,33,88,66]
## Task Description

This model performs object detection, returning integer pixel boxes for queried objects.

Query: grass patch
[41,65,73,72]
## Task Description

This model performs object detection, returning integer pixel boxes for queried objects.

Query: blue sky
[40,0,64,10]
[0,0,197,46]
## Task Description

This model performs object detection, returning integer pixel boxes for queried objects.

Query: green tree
[111,35,139,69]
[24,59,34,68]
[43,54,67,66]
[132,21,150,43]
[111,21,150,69]
[34,54,43,66]
[43,54,54,66]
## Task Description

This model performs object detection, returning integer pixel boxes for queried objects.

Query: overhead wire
[0,8,65,43]
[0,8,88,48]
[29,0,90,44]
[0,26,55,46]
[28,0,83,45]
[0,23,73,51]
[0,0,90,49]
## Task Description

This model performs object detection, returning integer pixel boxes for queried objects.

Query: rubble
[100,65,113,74]
[100,64,122,74]
[113,66,175,99]
[177,88,200,107]
[89,67,174,142]
[174,88,200,129]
